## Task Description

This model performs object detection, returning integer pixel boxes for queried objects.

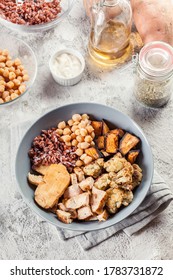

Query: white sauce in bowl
[53,53,82,79]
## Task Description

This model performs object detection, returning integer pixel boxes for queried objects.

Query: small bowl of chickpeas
[0,34,37,106]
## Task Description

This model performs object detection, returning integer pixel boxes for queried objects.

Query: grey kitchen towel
[11,121,173,251]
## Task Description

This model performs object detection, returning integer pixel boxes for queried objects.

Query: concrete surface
[0,0,173,260]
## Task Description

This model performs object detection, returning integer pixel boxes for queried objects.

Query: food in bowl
[0,0,61,25]
[28,113,143,224]
[0,48,29,104]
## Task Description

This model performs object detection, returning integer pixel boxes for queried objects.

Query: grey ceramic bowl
[15,103,154,231]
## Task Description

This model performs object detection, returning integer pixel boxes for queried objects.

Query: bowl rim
[49,48,85,81]
[0,36,37,107]
[15,102,154,231]
[0,0,75,33]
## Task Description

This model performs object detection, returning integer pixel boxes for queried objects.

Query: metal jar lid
[139,41,173,78]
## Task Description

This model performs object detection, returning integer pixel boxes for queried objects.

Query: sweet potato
[131,0,173,46]
[91,121,102,136]
[119,133,140,155]
[105,133,118,154]
[85,147,102,160]
[96,136,105,150]
[127,150,140,164]
[102,120,110,135]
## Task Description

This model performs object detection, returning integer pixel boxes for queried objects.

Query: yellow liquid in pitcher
[89,21,132,66]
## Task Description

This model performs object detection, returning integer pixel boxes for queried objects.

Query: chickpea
[75,160,83,167]
[0,62,5,68]
[71,133,76,140]
[9,72,16,80]
[3,69,9,78]
[0,85,5,93]
[75,148,84,157]
[65,142,72,147]
[76,135,85,143]
[56,129,63,136]
[91,141,95,146]
[80,142,90,149]
[71,125,78,132]
[0,55,6,62]
[17,64,24,70]
[78,120,86,129]
[0,76,4,81]
[14,90,20,95]
[84,156,93,165]
[71,139,78,146]
[67,119,74,126]
[86,125,94,134]
[61,135,71,142]
[85,135,93,143]
[0,98,4,104]
[5,96,11,102]
[80,153,87,161]
[6,60,13,67]
[13,79,21,87]
[91,131,95,139]
[82,114,89,120]
[22,69,28,75]
[74,129,80,136]
[80,128,87,137]
[0,80,5,86]
[9,66,15,72]
[58,121,66,129]
[15,69,21,76]
[2,49,9,56]
[17,76,23,82]
[23,74,29,81]
[72,114,82,122]
[2,91,9,99]
[19,84,26,93]
[11,93,19,100]
[63,128,71,135]
[14,58,21,66]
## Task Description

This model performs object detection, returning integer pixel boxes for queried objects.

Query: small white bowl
[49,48,85,86]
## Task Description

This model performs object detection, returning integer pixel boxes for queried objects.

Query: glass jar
[87,0,132,66]
[134,41,173,108]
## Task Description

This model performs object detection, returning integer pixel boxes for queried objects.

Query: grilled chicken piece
[97,209,109,221]
[106,187,133,214]
[65,192,90,210]
[114,168,133,185]
[27,172,44,186]
[58,203,78,219]
[94,174,111,190]
[56,210,73,224]
[35,164,70,209]
[83,159,104,179]
[77,206,93,220]
[91,186,107,214]
[70,173,78,185]
[79,177,94,191]
[132,164,143,189]
[104,155,126,173]
[63,184,83,199]
[74,167,85,182]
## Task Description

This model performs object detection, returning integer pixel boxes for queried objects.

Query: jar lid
[139,41,173,77]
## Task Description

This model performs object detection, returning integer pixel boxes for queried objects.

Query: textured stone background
[0,0,173,260]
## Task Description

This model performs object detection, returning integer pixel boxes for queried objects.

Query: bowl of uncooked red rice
[0,0,74,33]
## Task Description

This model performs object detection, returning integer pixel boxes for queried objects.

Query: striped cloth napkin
[12,121,173,251]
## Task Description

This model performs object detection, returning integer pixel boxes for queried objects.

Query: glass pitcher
[86,0,132,66]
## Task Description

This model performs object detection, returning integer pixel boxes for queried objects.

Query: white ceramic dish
[49,48,85,86]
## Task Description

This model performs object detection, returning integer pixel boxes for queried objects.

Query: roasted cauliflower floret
[94,174,111,190]
[104,155,126,173]
[83,159,104,178]
[132,164,143,189]
[106,187,133,214]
